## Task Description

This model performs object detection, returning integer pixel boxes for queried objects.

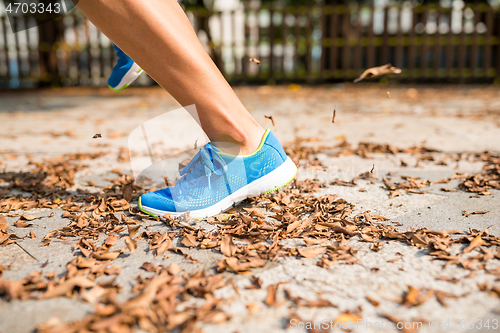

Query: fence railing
[0,3,499,88]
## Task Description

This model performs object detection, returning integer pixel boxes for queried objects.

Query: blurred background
[0,0,499,89]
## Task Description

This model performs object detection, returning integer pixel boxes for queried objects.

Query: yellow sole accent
[263,171,297,194]
[138,197,157,217]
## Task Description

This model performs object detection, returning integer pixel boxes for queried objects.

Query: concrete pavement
[0,84,499,333]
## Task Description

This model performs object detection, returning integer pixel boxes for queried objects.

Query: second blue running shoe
[108,44,143,92]
[138,129,297,218]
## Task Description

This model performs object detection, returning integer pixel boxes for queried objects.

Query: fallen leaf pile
[35,265,229,333]
[0,255,120,301]
[0,152,106,200]
[284,138,440,169]
[383,175,431,198]
[0,137,499,332]
[459,152,500,195]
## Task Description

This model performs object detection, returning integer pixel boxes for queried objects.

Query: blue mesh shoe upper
[108,45,136,88]
[140,130,287,213]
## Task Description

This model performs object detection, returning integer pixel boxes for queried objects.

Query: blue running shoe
[138,129,297,218]
[108,45,143,92]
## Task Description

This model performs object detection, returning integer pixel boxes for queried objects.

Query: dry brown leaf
[0,215,8,232]
[93,134,102,139]
[82,285,106,303]
[297,247,326,258]
[366,295,380,306]
[122,181,134,202]
[166,312,193,331]
[387,257,401,263]
[247,302,261,313]
[373,215,390,221]
[389,190,401,199]
[124,236,137,253]
[127,225,140,238]
[221,235,237,257]
[304,238,327,247]
[92,251,120,260]
[265,284,277,306]
[201,310,228,324]
[22,215,39,221]
[181,234,199,248]
[167,262,181,275]
[140,262,158,273]
[402,286,420,306]
[155,238,171,256]
[104,236,117,248]
[0,279,24,300]
[332,109,336,123]
[14,220,32,228]
[264,115,277,131]
[245,276,263,289]
[354,63,402,83]
[249,209,266,219]
[464,235,484,253]
[371,242,382,252]
[334,312,362,325]
[301,298,335,308]
[43,276,94,299]
[286,218,302,233]
[249,57,261,65]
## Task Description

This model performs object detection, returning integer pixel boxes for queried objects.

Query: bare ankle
[213,125,264,156]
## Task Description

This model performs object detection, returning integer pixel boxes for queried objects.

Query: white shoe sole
[109,63,143,92]
[139,157,297,219]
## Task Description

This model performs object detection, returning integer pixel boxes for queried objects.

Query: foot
[108,45,144,92]
[138,130,297,218]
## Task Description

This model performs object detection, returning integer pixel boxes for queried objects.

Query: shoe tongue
[208,142,221,153]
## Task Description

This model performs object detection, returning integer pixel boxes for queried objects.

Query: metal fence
[0,2,499,88]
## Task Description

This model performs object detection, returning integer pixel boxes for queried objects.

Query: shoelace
[175,143,228,197]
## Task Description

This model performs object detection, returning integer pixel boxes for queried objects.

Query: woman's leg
[77,0,264,155]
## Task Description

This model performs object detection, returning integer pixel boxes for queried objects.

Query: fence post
[242,2,249,80]
[458,7,466,82]
[37,20,64,87]
[421,5,429,78]
[495,8,500,80]
[446,6,454,80]
[470,3,480,78]
[269,4,275,82]
[433,6,442,77]
[484,5,493,79]
[305,6,312,83]
[381,5,390,65]
[341,4,351,80]
[395,4,404,70]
